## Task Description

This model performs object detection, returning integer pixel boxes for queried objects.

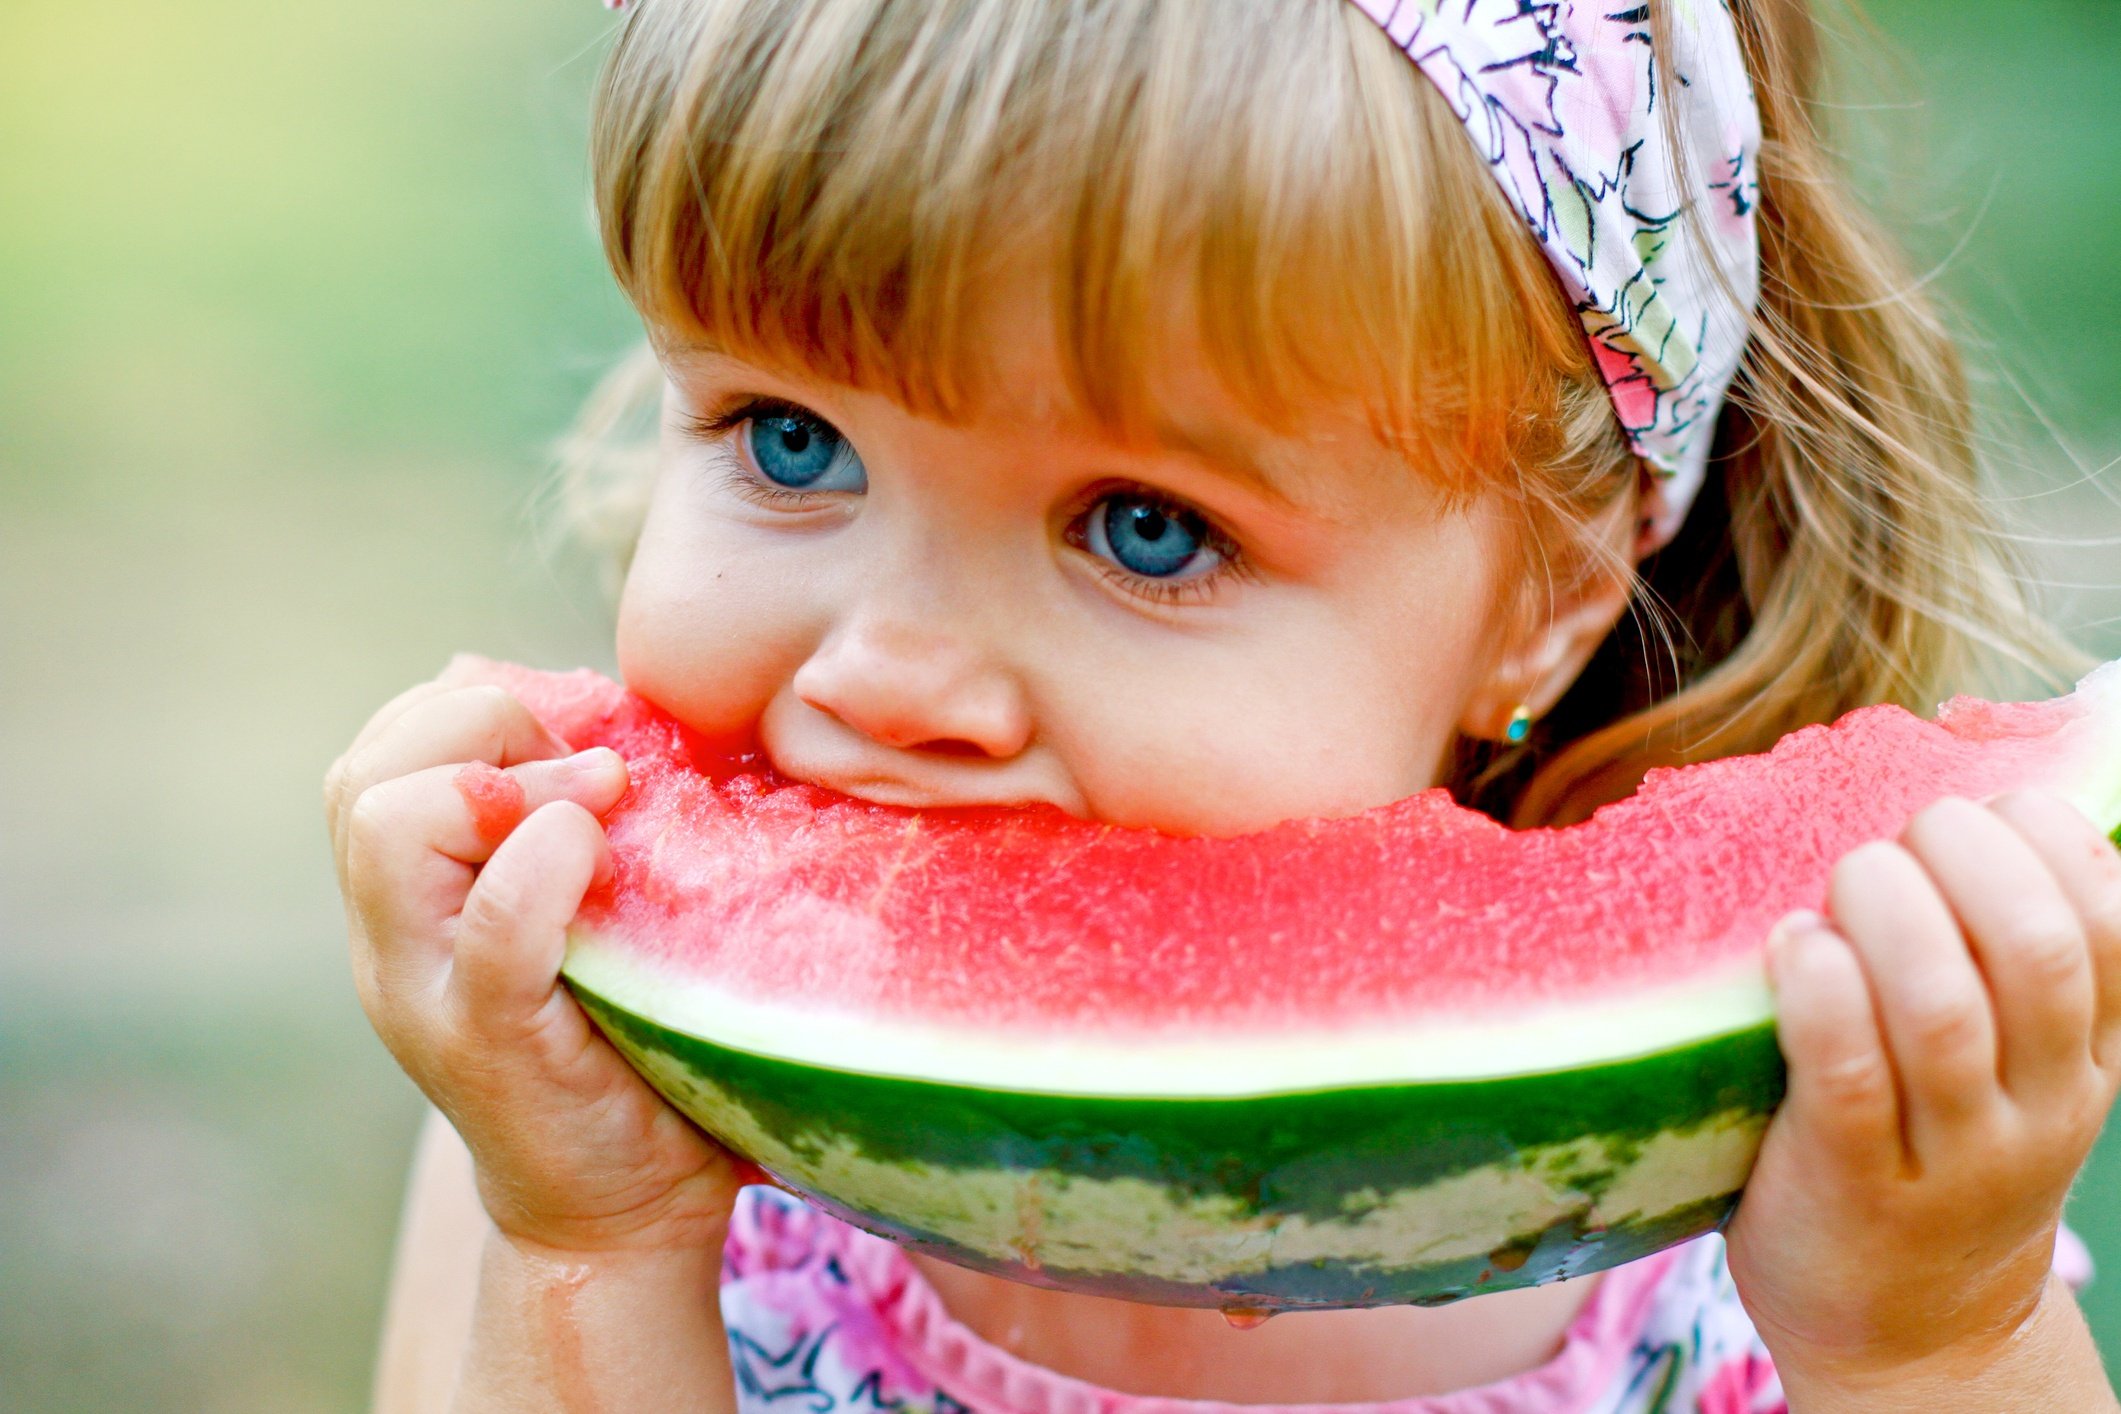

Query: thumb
[446,800,611,1040]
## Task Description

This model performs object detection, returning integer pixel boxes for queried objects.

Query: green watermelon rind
[565,960,1783,1307]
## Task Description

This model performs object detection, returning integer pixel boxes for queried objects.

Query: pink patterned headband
[1346,1,1761,550]
[599,0,1762,550]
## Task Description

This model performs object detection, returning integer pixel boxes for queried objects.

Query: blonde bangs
[592,0,1594,492]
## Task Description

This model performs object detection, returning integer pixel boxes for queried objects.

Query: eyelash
[681,397,847,510]
[1063,485,1251,607]
[679,398,1251,605]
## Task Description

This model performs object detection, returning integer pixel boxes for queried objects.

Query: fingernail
[565,747,622,773]
[1765,909,1825,966]
[1769,909,1825,942]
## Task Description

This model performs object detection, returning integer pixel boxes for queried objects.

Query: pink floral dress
[720,1190,2095,1414]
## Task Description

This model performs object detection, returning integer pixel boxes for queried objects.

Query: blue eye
[1083,492,1223,580]
[745,411,867,492]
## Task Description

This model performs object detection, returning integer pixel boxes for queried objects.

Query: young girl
[327,0,2121,1408]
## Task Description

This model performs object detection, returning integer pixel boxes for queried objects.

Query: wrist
[457,1228,731,1414]
[491,1221,727,1282]
[1773,1277,2118,1414]
[474,1160,744,1262]
[488,1202,735,1265]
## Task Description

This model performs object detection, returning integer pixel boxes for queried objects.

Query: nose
[792,614,1033,760]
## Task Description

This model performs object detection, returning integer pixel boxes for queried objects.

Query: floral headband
[598,0,1762,551]
[1347,1,1762,551]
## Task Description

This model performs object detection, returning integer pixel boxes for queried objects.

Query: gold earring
[1504,704,1534,744]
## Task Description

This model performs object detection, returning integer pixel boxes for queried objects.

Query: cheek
[613,508,823,748]
[1048,523,1506,835]
[1050,621,1468,836]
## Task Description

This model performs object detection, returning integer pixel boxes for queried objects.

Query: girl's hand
[325,664,747,1260]
[1726,791,2121,1405]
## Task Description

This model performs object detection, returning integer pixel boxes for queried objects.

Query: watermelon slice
[486,660,2121,1311]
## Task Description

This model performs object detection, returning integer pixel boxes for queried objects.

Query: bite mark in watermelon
[478,658,2121,1310]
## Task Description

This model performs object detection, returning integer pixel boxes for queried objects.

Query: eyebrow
[1144,418,1302,506]
[658,337,728,366]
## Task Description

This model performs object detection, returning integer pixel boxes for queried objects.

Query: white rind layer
[563,937,1774,1096]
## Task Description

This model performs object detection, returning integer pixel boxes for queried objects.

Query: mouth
[784,769,1059,814]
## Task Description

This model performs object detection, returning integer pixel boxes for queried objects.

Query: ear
[1457,494,1641,742]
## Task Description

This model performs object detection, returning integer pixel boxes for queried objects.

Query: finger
[1901,797,2094,1106]
[351,677,456,758]
[326,680,455,840]
[447,750,627,855]
[330,686,570,869]
[446,800,611,1041]
[1988,792,2121,1077]
[1768,911,1905,1173]
[344,750,628,965]
[355,658,512,747]
[328,661,540,829]
[1828,840,2000,1151]
[436,652,509,689]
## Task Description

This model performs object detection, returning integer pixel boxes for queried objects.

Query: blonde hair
[564,0,2083,825]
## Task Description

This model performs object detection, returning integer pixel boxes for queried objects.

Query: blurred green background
[1,2,2116,1409]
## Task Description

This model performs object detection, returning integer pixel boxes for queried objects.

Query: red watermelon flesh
[477,658,2121,1043]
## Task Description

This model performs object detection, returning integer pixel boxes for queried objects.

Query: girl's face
[618,292,1603,837]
